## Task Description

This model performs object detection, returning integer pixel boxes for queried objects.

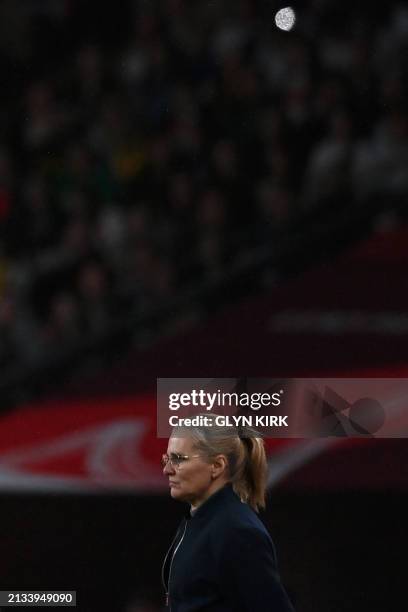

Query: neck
[190,479,229,512]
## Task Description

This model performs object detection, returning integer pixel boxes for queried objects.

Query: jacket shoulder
[209,494,274,548]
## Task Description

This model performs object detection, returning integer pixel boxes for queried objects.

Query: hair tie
[238,426,251,447]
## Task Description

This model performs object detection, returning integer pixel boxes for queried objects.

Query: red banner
[0,394,406,492]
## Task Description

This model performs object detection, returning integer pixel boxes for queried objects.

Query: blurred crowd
[0,0,407,375]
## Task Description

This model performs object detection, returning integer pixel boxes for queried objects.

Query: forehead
[167,435,195,455]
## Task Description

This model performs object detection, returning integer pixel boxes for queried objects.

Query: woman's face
[163,436,214,508]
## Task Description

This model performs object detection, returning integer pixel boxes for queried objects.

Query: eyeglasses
[161,453,201,469]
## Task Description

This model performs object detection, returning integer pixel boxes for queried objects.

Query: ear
[211,455,228,479]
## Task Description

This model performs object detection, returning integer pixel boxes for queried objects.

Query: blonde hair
[174,421,268,511]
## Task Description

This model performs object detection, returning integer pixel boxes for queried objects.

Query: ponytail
[233,432,267,511]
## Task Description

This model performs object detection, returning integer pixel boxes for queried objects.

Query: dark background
[0,490,405,611]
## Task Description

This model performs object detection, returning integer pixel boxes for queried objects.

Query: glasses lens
[171,453,182,466]
[162,453,185,468]
[162,453,190,468]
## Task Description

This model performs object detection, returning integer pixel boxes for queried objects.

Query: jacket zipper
[161,524,183,596]
[163,520,187,610]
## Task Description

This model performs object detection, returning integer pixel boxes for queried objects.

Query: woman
[161,422,296,611]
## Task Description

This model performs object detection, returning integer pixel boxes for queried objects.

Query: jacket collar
[186,483,238,521]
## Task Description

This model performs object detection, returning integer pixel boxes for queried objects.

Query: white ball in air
[275,7,296,32]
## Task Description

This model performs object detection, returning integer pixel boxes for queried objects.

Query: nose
[163,459,175,476]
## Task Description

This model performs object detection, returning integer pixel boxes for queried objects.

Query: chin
[170,486,187,502]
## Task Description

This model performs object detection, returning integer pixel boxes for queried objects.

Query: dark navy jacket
[162,484,295,612]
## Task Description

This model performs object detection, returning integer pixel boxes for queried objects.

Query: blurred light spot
[275,7,296,32]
